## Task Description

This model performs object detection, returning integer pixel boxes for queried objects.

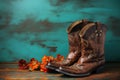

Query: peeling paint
[30,40,47,48]
[0,48,13,55]
[0,15,11,30]
[0,0,120,62]
[49,0,69,6]
[30,40,57,52]
[47,46,57,52]
[9,18,66,34]
[108,16,120,36]
[73,0,95,8]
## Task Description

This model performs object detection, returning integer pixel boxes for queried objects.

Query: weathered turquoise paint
[0,0,120,62]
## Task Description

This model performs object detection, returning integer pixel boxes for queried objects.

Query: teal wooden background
[0,0,120,62]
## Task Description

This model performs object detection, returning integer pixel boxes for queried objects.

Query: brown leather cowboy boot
[57,22,107,76]
[46,20,92,70]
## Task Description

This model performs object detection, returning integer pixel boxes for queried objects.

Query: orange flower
[55,54,64,62]
[40,56,55,72]
[28,58,40,71]
[40,64,48,72]
[18,54,64,72]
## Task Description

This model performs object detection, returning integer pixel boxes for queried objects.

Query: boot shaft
[67,20,92,52]
[56,21,107,76]
[78,22,107,64]
[64,20,93,64]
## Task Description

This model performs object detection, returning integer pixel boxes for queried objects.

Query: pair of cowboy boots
[46,20,107,77]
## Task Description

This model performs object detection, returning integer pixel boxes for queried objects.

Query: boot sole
[56,66,104,77]
[46,65,58,70]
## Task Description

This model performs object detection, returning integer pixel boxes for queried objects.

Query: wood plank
[0,63,120,80]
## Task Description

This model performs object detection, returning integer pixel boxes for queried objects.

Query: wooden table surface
[0,63,120,80]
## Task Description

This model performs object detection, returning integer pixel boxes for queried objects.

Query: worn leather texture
[49,20,92,68]
[60,22,107,74]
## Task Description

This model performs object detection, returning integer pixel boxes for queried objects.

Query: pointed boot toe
[47,20,92,70]
[56,22,107,77]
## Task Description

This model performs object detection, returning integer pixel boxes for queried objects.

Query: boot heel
[93,66,104,74]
